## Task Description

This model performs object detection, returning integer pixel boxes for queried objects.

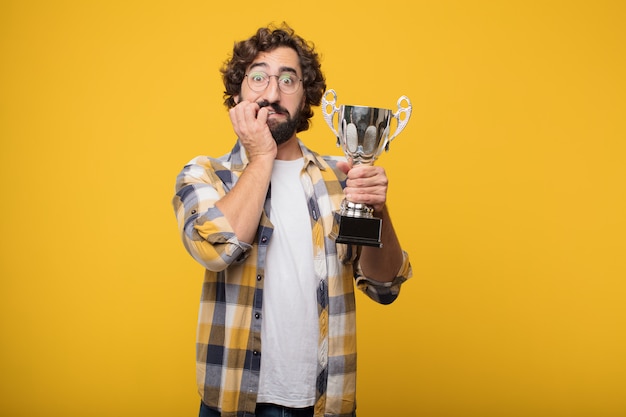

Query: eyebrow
[248,62,298,75]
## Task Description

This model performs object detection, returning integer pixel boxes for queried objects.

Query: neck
[275,136,302,160]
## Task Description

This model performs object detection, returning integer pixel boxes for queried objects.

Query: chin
[269,123,297,146]
[273,135,292,146]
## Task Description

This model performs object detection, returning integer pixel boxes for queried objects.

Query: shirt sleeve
[354,250,412,305]
[172,157,252,271]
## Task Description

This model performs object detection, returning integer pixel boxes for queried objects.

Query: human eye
[249,71,267,83]
[278,73,296,85]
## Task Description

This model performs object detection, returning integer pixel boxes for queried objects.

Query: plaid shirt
[173,140,412,417]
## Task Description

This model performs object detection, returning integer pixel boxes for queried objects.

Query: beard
[258,100,300,145]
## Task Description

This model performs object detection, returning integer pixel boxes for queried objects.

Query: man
[173,23,412,417]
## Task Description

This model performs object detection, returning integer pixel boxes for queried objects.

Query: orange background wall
[1,1,625,416]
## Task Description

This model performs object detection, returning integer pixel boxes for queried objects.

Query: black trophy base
[330,212,383,247]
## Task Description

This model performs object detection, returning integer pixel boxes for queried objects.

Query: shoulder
[179,155,229,177]
[181,141,246,175]
[320,154,347,166]
[175,152,239,191]
[319,155,347,180]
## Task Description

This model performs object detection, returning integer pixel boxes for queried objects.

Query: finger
[256,106,269,125]
[347,172,387,191]
[231,101,262,135]
[348,165,384,179]
[336,160,350,175]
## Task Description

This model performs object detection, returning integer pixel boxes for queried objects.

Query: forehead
[248,46,301,74]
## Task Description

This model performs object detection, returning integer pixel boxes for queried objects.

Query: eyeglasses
[245,71,302,94]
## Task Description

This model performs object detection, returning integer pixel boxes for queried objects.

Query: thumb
[336,160,351,175]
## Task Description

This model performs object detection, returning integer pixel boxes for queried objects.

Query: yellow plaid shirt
[173,140,412,417]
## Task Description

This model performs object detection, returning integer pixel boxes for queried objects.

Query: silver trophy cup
[322,89,412,247]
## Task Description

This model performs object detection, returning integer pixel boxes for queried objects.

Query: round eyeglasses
[245,71,302,94]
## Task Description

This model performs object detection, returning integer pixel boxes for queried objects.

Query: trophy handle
[321,89,341,145]
[387,95,412,146]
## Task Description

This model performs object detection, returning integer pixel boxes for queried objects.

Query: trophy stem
[340,200,374,218]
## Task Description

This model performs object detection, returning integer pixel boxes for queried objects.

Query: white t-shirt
[257,158,318,407]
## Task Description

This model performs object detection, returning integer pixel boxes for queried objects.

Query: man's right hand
[229,100,277,162]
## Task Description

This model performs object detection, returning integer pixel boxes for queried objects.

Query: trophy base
[330,212,383,248]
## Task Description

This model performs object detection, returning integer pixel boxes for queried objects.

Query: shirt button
[257,275,262,281]
[255,313,261,319]
[253,350,259,356]
[261,236,268,243]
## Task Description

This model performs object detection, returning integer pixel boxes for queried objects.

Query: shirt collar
[231,138,328,172]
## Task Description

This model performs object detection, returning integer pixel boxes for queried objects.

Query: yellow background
[1,1,625,416]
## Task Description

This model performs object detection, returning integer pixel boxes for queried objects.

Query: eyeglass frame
[244,71,303,95]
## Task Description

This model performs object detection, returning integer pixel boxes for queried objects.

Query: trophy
[322,89,412,247]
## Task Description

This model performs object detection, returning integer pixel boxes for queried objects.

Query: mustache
[257,100,289,116]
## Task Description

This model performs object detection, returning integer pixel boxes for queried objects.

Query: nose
[260,76,280,103]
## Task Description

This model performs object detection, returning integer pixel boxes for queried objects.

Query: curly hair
[220,23,326,133]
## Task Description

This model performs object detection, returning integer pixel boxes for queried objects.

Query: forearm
[359,206,404,282]
[215,156,273,244]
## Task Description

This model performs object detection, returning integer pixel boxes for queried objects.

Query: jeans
[199,401,315,417]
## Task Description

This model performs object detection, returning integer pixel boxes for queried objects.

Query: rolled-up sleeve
[173,158,251,271]
[354,250,412,305]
